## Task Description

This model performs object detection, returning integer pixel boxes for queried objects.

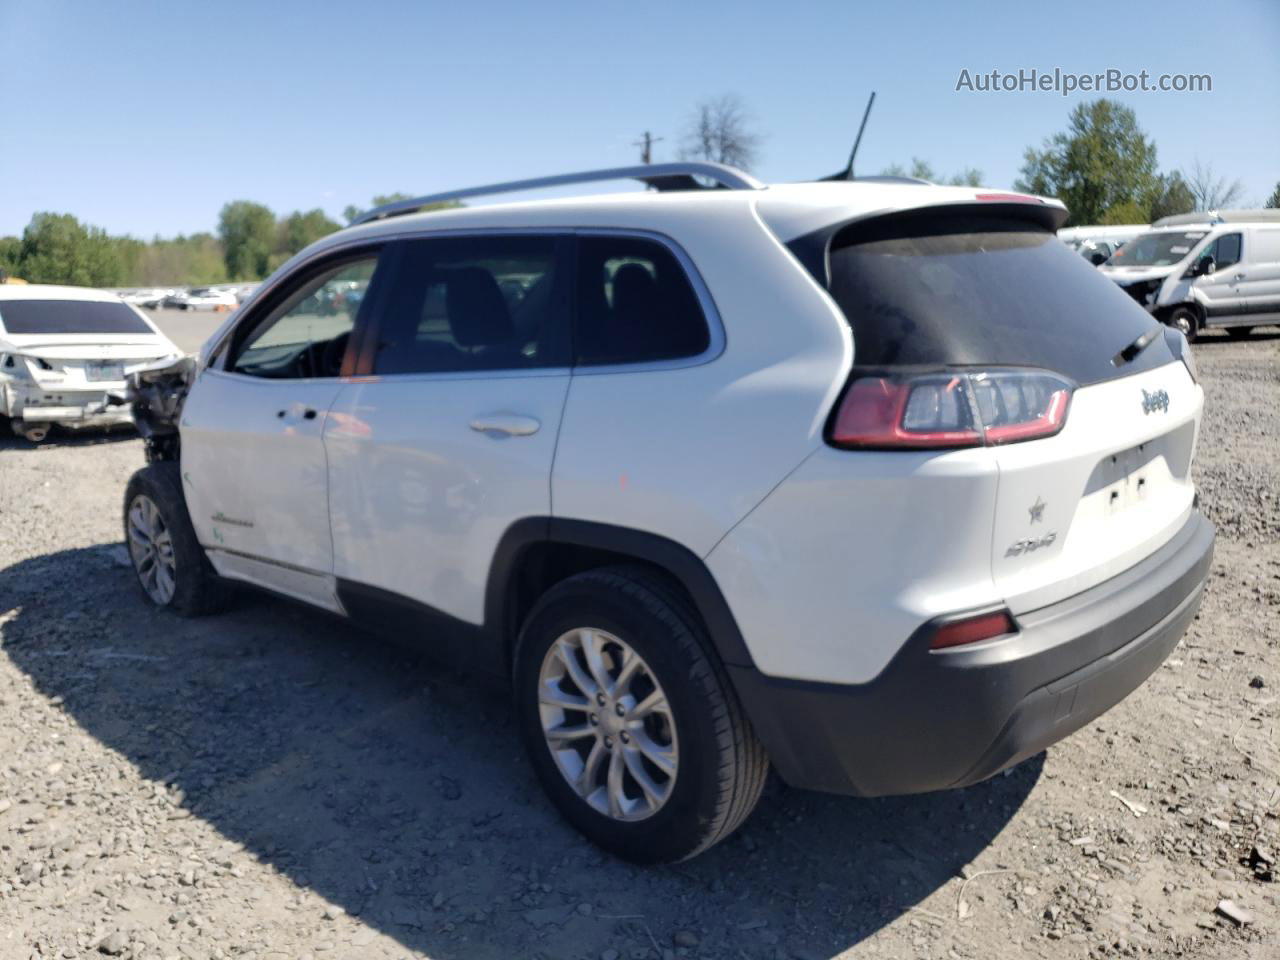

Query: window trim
[204,226,725,382]
[356,232,574,380]
[568,228,725,376]
[206,242,387,376]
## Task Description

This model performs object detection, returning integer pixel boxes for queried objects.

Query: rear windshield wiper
[1112,325,1163,367]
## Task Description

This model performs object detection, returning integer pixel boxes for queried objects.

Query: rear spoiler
[786,200,1070,289]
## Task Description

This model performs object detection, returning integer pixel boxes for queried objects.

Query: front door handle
[469,414,541,437]
[277,405,318,423]
[1233,272,1246,281]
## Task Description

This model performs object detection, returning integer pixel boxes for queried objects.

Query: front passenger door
[182,253,384,611]
[1193,233,1246,323]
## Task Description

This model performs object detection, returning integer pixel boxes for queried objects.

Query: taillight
[930,609,1017,650]
[829,368,1074,450]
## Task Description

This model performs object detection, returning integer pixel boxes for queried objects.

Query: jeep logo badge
[1141,388,1170,415]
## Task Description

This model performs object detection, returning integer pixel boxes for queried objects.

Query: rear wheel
[1226,326,1254,339]
[1166,305,1201,341]
[123,463,231,616]
[513,567,768,863]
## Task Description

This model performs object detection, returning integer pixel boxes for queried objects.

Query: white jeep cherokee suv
[122,163,1215,863]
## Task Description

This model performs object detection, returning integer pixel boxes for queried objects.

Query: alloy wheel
[126,494,177,605]
[537,628,678,821]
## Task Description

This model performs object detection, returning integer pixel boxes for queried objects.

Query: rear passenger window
[372,235,569,374]
[575,236,710,366]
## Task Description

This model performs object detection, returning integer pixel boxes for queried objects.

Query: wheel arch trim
[485,517,757,673]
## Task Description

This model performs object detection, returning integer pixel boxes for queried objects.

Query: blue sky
[2,0,1276,238]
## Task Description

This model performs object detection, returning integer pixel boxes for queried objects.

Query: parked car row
[114,284,259,311]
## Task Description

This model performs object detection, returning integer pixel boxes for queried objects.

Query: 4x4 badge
[1142,388,1170,414]
[1029,497,1046,524]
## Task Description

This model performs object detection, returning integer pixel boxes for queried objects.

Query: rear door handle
[469,414,541,437]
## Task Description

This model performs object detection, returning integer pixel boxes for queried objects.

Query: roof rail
[1153,209,1280,228]
[352,162,764,225]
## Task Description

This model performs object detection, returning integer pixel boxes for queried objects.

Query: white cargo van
[1101,211,1280,338]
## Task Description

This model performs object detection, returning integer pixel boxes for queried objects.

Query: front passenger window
[230,257,378,379]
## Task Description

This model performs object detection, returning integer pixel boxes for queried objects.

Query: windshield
[1107,230,1207,267]
[818,216,1173,386]
[0,299,154,335]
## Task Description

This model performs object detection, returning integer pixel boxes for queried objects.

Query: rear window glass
[575,236,710,366]
[822,217,1174,385]
[0,299,154,335]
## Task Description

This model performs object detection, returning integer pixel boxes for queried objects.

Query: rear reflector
[830,368,1073,450]
[930,610,1017,650]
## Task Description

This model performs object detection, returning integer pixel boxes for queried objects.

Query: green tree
[218,201,276,280]
[1264,181,1279,209]
[0,235,21,278]
[1101,201,1148,225]
[880,159,982,185]
[18,213,125,286]
[1146,173,1196,221]
[280,209,341,255]
[1015,99,1159,226]
[945,167,984,187]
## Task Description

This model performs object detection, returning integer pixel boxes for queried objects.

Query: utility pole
[633,131,663,164]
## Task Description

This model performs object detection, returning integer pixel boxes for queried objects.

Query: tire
[513,565,768,863]
[1226,326,1254,339]
[122,462,231,616]
[1166,305,1201,342]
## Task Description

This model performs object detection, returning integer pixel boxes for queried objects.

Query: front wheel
[513,567,768,863]
[123,463,231,616]
[1166,305,1201,342]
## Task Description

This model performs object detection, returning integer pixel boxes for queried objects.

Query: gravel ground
[0,329,1277,960]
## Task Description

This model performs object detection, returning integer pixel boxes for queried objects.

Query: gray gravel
[0,328,1277,960]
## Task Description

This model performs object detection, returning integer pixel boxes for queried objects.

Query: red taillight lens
[930,609,1017,650]
[829,369,1073,450]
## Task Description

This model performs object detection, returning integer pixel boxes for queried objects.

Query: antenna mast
[821,91,877,181]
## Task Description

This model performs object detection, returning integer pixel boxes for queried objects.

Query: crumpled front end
[128,355,195,461]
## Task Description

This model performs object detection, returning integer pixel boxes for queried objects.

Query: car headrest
[446,267,514,348]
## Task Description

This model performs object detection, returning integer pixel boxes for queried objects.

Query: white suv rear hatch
[820,209,1202,615]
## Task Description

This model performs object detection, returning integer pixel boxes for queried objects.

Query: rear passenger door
[324,234,572,629]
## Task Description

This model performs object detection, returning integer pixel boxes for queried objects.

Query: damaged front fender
[128,356,195,462]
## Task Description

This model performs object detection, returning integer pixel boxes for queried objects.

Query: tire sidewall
[122,463,212,614]
[514,579,728,863]
[1168,305,1200,340]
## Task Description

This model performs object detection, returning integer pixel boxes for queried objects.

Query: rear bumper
[729,510,1214,797]
[3,383,132,427]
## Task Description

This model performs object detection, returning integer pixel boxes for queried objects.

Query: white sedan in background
[0,284,182,442]
[166,287,239,311]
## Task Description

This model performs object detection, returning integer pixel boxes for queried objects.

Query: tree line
[0,197,410,289]
[3,98,1276,287]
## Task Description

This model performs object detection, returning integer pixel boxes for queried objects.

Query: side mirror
[1196,256,1216,277]
[1089,252,1108,266]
